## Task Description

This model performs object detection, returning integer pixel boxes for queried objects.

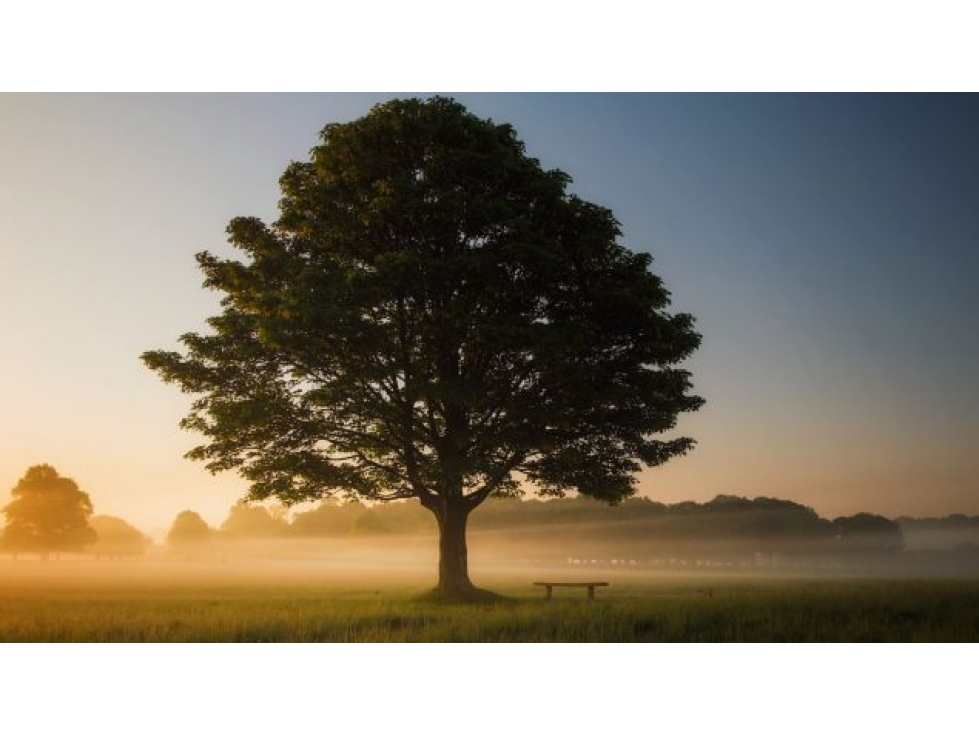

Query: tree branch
[464,453,525,508]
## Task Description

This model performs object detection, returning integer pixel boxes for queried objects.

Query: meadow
[1,556,978,642]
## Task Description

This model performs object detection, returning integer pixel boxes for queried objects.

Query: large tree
[2,464,97,558]
[143,97,703,598]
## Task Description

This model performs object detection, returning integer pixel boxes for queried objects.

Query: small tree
[90,515,150,559]
[166,510,211,553]
[2,464,97,559]
[143,97,703,598]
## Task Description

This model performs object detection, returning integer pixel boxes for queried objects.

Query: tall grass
[1,575,977,642]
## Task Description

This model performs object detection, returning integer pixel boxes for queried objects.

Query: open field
[2,556,978,642]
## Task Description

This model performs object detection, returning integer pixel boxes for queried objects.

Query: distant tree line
[210,494,918,561]
[5,463,976,562]
[895,514,979,552]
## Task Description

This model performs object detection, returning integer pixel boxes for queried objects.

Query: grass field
[2,558,978,642]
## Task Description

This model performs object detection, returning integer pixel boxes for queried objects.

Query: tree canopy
[166,510,211,550]
[2,464,97,557]
[90,514,150,558]
[142,96,703,596]
[220,501,288,538]
[833,513,904,552]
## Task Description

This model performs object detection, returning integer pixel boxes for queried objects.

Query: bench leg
[545,585,552,600]
[588,585,595,601]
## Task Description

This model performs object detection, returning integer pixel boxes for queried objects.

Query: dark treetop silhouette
[142,97,703,598]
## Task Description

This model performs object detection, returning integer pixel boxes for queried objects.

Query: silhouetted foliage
[2,464,96,557]
[833,513,904,553]
[142,96,702,597]
[272,493,837,550]
[286,498,435,537]
[166,510,211,551]
[90,515,150,558]
[212,493,960,568]
[220,501,288,538]
[289,499,366,537]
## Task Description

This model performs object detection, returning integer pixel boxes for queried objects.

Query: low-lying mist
[5,495,979,590]
[2,528,978,595]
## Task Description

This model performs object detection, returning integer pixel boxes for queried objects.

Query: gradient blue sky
[1,93,977,534]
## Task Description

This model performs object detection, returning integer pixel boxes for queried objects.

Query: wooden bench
[534,581,609,600]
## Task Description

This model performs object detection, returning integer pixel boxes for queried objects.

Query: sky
[1,93,977,535]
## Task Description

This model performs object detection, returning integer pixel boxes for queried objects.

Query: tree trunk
[422,497,479,598]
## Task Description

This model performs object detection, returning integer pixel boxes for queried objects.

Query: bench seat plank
[533,581,609,600]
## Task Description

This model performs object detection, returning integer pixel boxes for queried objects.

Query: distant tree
[350,508,390,536]
[2,464,96,558]
[372,499,436,535]
[90,515,150,559]
[142,97,703,598]
[166,510,211,552]
[833,513,904,553]
[220,501,288,538]
[895,514,979,551]
[699,495,833,539]
[290,499,365,537]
